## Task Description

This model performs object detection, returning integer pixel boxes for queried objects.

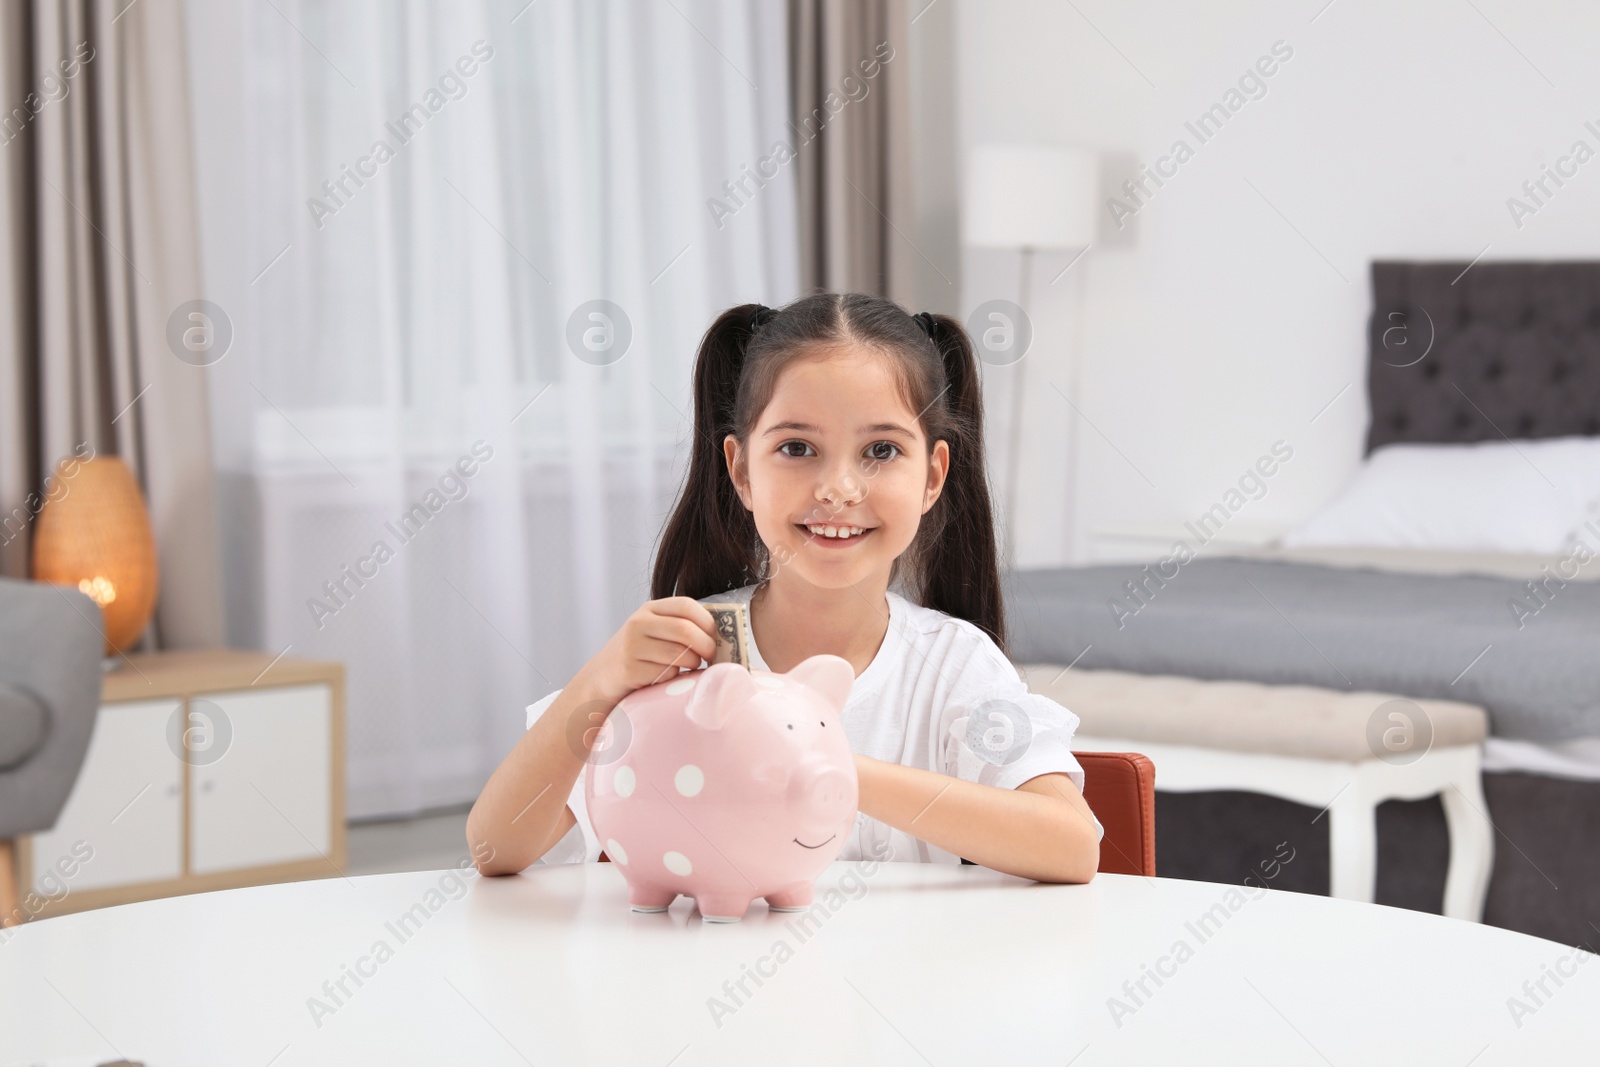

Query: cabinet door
[30,699,184,894]
[190,684,333,875]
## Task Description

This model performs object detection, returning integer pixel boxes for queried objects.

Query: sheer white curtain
[182,0,798,818]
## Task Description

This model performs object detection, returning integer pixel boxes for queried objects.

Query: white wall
[956,0,1600,566]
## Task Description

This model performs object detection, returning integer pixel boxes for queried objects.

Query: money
[702,601,751,667]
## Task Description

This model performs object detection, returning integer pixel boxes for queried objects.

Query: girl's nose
[816,468,866,509]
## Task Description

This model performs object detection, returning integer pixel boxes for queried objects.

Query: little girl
[468,292,1101,883]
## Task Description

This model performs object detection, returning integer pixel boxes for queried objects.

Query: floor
[344,803,474,877]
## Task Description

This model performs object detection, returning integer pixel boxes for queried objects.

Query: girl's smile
[797,522,874,542]
[797,523,875,547]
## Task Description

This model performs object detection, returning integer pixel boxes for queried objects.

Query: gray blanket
[1003,558,1600,743]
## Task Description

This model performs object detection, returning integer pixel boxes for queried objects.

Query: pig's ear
[685,663,760,731]
[786,654,855,713]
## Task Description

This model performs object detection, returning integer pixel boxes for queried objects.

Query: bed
[1005,260,1600,947]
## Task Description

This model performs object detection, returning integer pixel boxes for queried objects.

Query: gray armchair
[0,577,105,924]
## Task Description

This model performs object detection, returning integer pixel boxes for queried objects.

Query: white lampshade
[963,144,1099,250]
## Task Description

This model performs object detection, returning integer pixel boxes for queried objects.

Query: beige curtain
[788,0,917,304]
[0,0,223,649]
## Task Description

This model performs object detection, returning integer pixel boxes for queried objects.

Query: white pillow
[1283,437,1600,554]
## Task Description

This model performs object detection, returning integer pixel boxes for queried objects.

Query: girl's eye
[778,440,815,458]
[865,441,900,462]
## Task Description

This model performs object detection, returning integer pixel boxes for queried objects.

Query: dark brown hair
[650,291,1006,651]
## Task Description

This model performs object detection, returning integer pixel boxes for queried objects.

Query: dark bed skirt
[1152,772,1600,949]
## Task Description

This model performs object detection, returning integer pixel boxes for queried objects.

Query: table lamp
[963,144,1098,563]
[32,455,159,656]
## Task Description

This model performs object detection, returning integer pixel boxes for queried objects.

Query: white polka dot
[666,676,697,695]
[754,675,784,688]
[605,839,629,865]
[613,765,636,797]
[664,851,693,876]
[675,764,705,796]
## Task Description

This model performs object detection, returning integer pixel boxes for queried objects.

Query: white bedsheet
[1234,542,1600,582]
[1483,737,1600,782]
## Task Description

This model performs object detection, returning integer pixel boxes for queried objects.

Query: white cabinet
[20,650,344,919]
[191,685,332,874]
[29,699,184,894]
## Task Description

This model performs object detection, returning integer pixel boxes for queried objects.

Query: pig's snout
[793,763,855,840]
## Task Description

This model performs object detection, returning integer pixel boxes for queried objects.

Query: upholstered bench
[1019,666,1494,921]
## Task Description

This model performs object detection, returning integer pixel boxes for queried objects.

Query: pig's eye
[786,724,793,730]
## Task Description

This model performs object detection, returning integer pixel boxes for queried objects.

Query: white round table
[2,859,1594,1065]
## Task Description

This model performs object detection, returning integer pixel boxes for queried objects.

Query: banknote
[701,601,751,667]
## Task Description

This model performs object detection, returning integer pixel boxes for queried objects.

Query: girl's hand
[574,596,718,707]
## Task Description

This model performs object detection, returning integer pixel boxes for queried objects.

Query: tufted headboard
[1365,260,1600,454]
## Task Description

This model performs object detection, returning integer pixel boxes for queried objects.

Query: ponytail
[652,293,1007,653]
[901,312,1007,652]
[651,305,767,601]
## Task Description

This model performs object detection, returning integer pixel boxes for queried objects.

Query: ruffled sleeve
[936,634,1103,840]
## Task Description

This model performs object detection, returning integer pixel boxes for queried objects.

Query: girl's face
[724,344,950,592]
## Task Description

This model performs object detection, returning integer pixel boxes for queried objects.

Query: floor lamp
[963,145,1098,566]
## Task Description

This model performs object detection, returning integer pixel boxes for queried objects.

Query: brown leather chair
[598,750,1157,877]
[1074,750,1156,877]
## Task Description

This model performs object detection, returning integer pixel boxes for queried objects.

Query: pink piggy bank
[584,655,858,922]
